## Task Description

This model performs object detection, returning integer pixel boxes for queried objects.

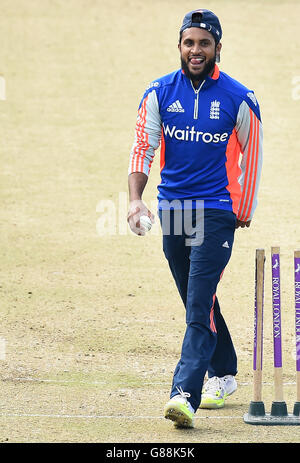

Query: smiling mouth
[189,56,206,66]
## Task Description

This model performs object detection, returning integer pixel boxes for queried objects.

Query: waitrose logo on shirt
[163,123,229,144]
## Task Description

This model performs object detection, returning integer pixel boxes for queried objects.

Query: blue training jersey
[128,65,263,221]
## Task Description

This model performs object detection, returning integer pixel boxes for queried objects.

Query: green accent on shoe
[200,375,237,409]
[164,401,194,428]
[199,396,225,409]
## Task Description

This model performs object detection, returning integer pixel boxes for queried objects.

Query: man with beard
[127,9,263,428]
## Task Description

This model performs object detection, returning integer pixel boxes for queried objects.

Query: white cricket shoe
[164,386,195,428]
[200,375,237,409]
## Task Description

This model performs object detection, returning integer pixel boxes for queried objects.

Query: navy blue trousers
[159,208,237,412]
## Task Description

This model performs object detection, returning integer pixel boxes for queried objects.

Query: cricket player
[127,9,263,428]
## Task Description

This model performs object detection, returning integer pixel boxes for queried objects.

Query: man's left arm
[235,94,263,229]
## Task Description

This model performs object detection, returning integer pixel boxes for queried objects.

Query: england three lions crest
[210,100,220,119]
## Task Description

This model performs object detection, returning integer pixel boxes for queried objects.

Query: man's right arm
[127,87,162,235]
[128,88,162,177]
[128,172,148,202]
[127,172,154,236]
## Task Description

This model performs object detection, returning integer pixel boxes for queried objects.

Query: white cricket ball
[140,215,152,232]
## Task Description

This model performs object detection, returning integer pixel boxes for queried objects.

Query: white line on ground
[11,377,167,386]
[8,377,298,387]
[0,412,242,420]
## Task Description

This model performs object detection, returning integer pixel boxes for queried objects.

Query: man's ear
[216,42,222,63]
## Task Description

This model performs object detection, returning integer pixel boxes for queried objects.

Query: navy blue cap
[180,9,222,43]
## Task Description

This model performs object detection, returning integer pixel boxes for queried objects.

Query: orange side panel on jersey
[239,109,255,220]
[244,114,259,220]
[239,109,260,221]
[160,128,166,173]
[224,129,242,215]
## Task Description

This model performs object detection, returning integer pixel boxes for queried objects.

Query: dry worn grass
[0,0,300,443]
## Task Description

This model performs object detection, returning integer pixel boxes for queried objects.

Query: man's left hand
[236,219,251,229]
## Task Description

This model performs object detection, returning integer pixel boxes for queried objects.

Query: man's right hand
[127,199,155,236]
